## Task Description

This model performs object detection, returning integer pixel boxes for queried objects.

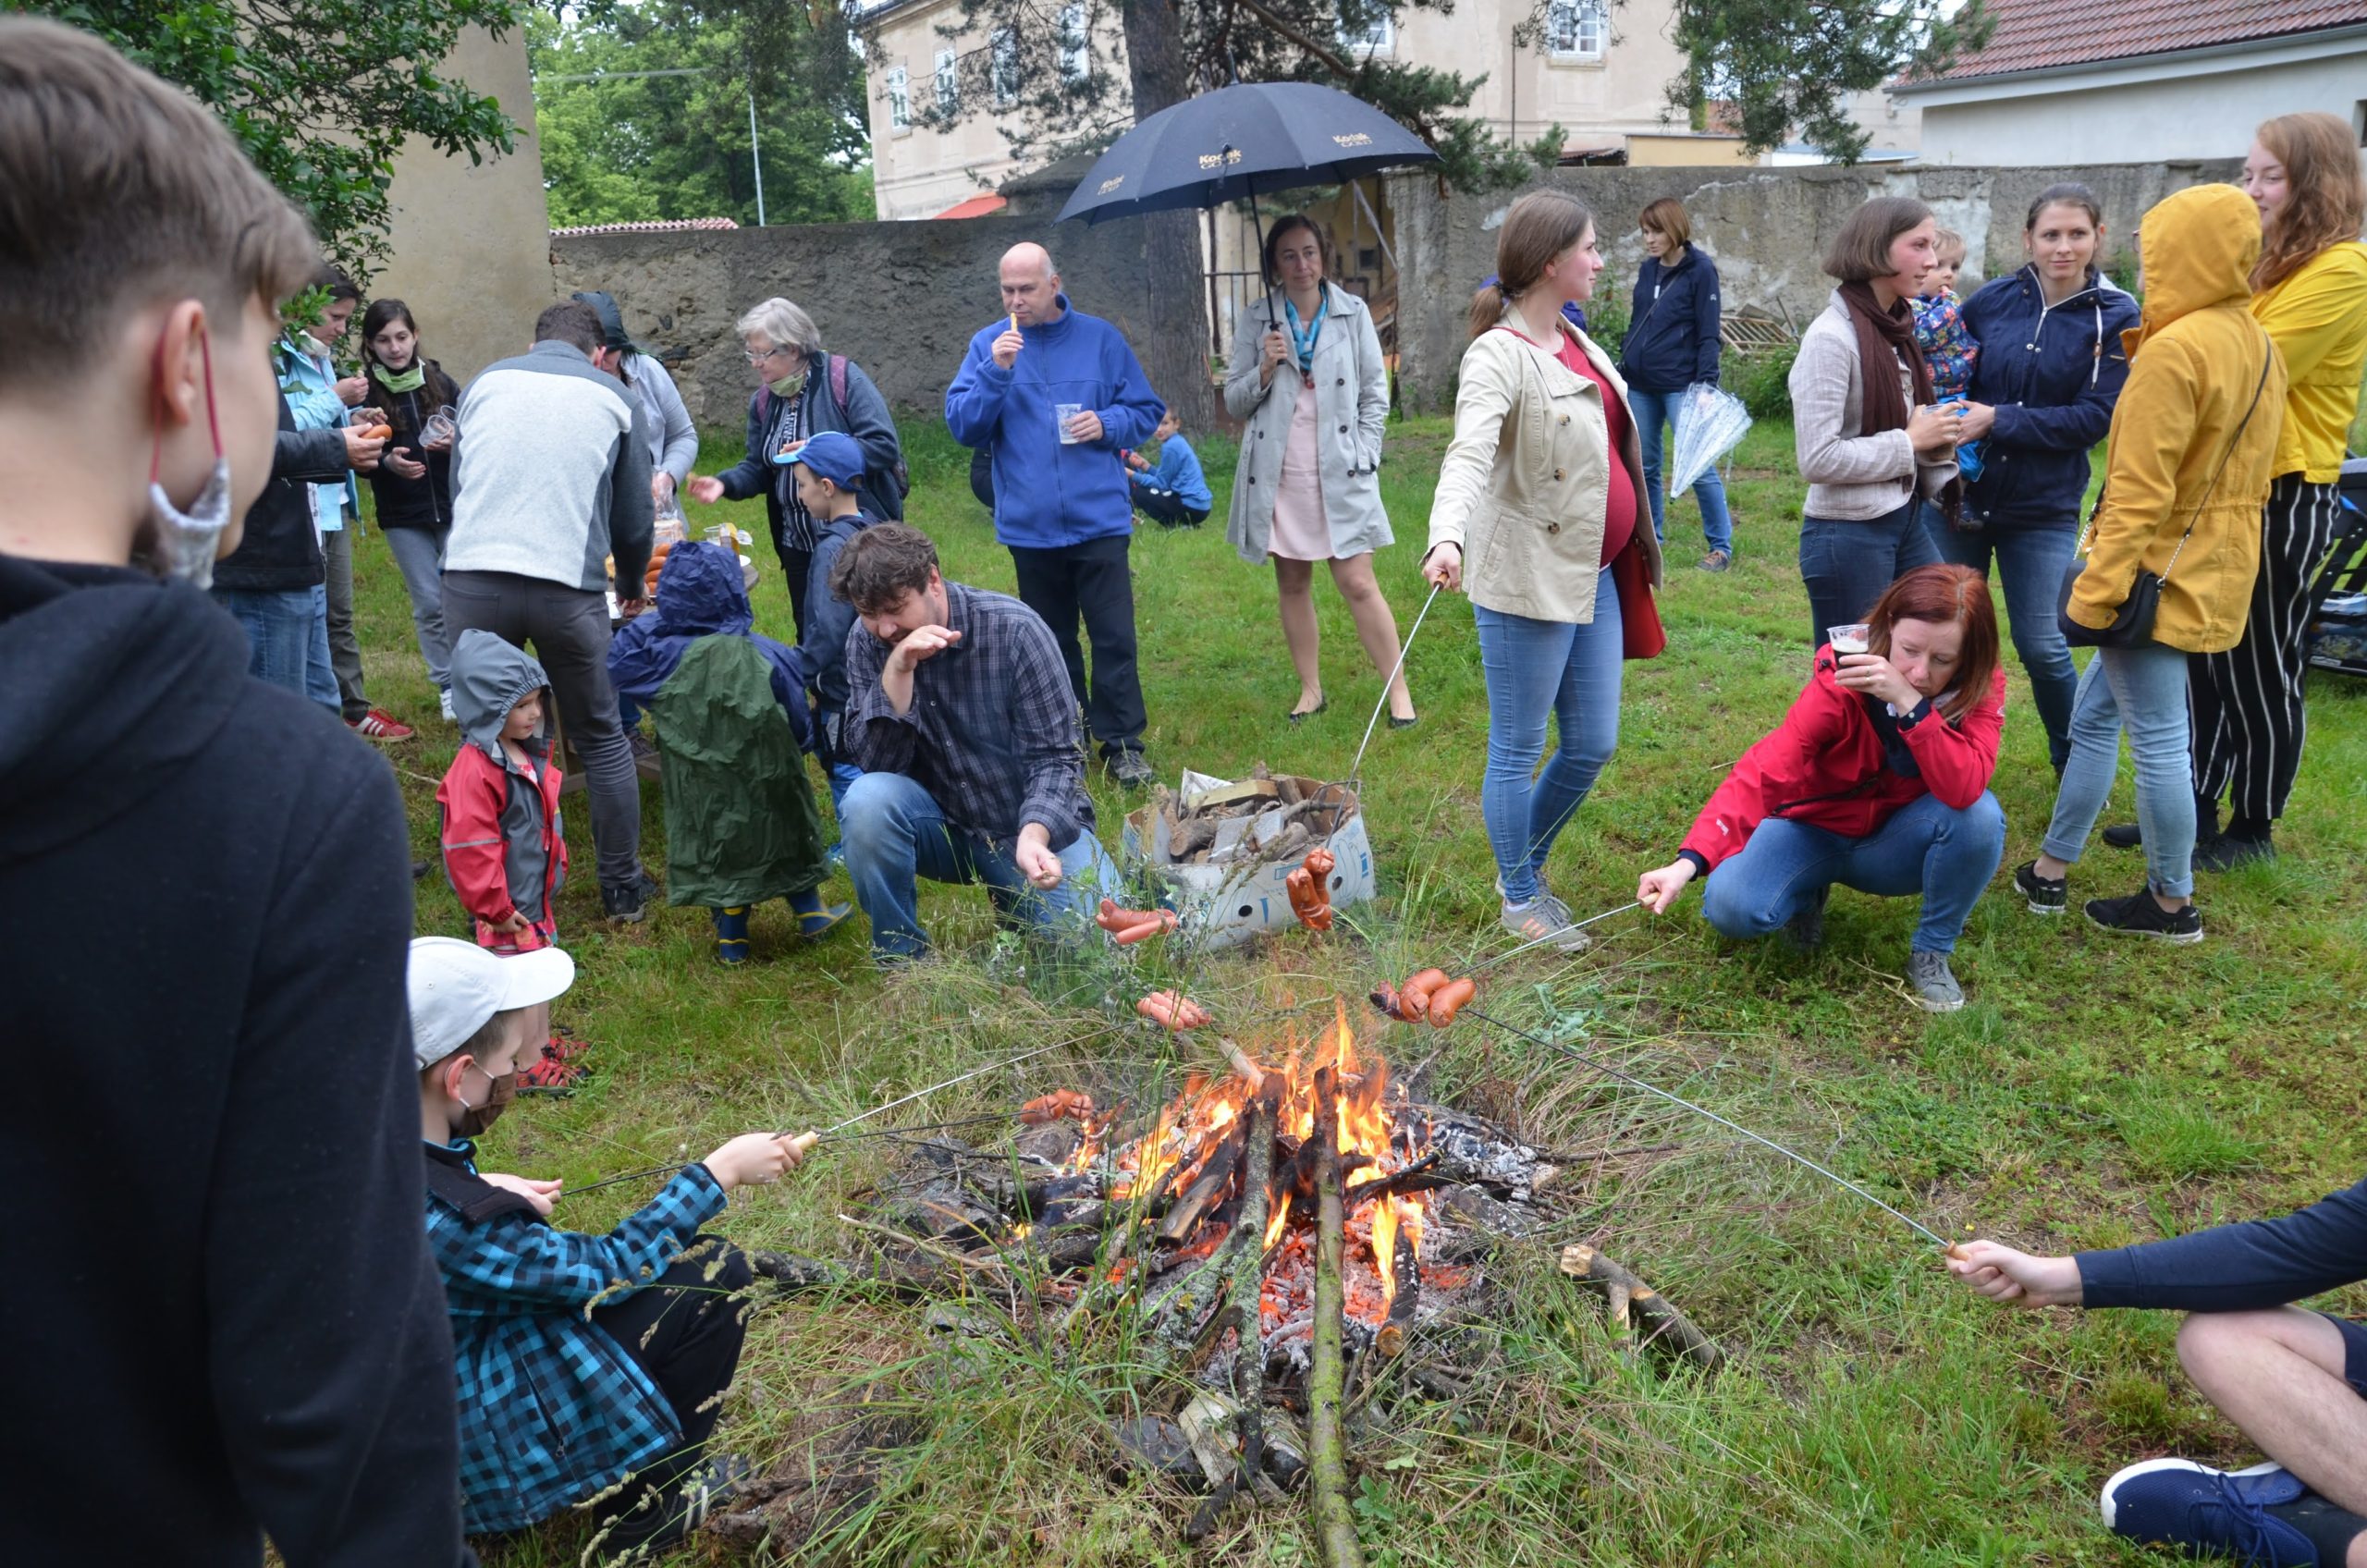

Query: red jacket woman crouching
[1638,564,2008,1013]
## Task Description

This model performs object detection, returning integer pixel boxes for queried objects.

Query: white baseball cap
[407,936,577,1068]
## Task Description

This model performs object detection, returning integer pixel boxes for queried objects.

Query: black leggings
[1133,486,1209,529]
[590,1234,753,1510]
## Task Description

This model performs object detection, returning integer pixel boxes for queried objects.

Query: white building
[1896,0,2367,165]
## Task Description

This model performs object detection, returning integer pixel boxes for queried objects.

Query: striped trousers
[2188,475,2343,823]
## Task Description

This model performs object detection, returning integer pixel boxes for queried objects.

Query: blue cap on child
[785,429,865,489]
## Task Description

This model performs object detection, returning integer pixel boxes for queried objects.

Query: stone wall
[1385,157,2240,412]
[550,160,1163,426]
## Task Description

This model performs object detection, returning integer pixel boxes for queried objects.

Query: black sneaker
[601,868,662,923]
[2194,833,2275,872]
[2012,860,2066,914]
[1107,748,1156,790]
[1784,885,1828,949]
[2084,885,2203,943]
[2101,822,2142,849]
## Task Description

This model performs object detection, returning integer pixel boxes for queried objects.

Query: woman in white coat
[1225,215,1415,725]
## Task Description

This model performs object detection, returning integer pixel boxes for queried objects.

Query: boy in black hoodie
[0,20,472,1568]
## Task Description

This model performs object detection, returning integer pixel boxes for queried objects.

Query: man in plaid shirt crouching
[410,937,816,1560]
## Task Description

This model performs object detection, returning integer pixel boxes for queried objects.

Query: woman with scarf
[1789,196,1965,646]
[1224,214,1414,725]
[357,298,461,720]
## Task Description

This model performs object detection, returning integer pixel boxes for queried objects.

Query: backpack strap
[423,1153,544,1225]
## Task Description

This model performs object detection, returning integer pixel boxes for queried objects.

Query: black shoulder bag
[2056,341,2271,650]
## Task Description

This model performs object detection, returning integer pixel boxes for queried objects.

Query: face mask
[453,1065,519,1138]
[768,370,806,399]
[144,325,233,588]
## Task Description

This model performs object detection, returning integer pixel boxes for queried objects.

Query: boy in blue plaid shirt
[410,937,816,1559]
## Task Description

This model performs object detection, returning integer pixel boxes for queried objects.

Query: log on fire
[1306,1066,1367,1568]
[1557,1243,1723,1372]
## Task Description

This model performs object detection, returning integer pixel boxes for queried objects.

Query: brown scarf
[1836,280,1932,437]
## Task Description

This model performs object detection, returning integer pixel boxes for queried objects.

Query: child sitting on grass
[607,541,852,963]
[410,935,816,1561]
[1126,406,1213,528]
[1914,227,1983,482]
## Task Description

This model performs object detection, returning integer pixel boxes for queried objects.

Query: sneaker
[1699,548,1732,572]
[626,727,663,782]
[349,707,415,742]
[1906,950,1964,1012]
[601,869,662,924]
[438,688,456,723]
[598,1452,754,1562]
[2012,860,2067,915]
[1500,891,1592,953]
[2085,885,2203,943]
[2102,822,2143,850]
[2195,833,2275,872]
[1107,748,1156,790]
[825,840,846,873]
[517,1043,586,1095]
[1784,885,1828,949]
[2101,1458,2315,1566]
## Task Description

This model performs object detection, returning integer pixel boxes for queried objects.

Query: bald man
[945,242,1165,789]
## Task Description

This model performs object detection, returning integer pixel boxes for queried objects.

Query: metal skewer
[1463,1006,1953,1250]
[1347,581,1441,786]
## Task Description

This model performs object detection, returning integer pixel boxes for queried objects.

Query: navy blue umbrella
[1055,81,1439,226]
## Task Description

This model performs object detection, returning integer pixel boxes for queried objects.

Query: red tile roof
[1919,0,2367,82]
[931,193,1008,220]
[549,217,742,238]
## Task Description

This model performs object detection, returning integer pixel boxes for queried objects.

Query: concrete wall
[1387,158,2240,412]
[550,163,1168,423]
[374,27,556,383]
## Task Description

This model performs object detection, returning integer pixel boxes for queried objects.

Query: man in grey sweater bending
[443,300,660,921]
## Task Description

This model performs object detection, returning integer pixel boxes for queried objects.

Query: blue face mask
[143,326,235,588]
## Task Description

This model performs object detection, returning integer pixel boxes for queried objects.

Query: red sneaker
[517,1044,587,1095]
[350,708,416,742]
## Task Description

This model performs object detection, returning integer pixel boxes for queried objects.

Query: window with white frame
[934,48,958,113]
[1545,0,1606,59]
[990,28,1019,105]
[1338,8,1392,55]
[885,65,910,129]
[1059,4,1088,80]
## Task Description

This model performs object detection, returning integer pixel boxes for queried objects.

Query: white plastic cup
[1056,402,1085,445]
[1828,623,1871,655]
[422,411,457,446]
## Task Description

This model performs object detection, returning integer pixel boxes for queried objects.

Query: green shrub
[1586,286,1630,359]
[1724,342,1798,423]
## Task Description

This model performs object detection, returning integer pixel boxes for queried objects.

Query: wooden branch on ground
[1556,1243,1723,1372]
[1307,1067,1367,1568]
[1220,1037,1267,1093]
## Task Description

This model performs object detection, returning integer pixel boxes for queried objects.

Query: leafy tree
[15,0,524,277]
[897,0,1564,423]
[532,0,873,229]
[1666,0,1993,164]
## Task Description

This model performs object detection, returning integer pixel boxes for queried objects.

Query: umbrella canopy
[1057,81,1439,226]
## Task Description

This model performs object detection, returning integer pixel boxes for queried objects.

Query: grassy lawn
[351,411,2367,1566]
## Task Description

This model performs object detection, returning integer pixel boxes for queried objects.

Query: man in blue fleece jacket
[1952,1179,2367,1565]
[944,242,1165,789]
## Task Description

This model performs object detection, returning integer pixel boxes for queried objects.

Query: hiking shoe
[1500,891,1592,953]
[2085,885,2203,943]
[438,688,456,723]
[597,1452,755,1562]
[517,1043,585,1095]
[602,869,662,924]
[2101,1458,2315,1566]
[1107,748,1156,790]
[1699,548,1732,572]
[1906,950,1964,1012]
[1784,885,1828,949]
[2012,860,2067,915]
[2196,832,2275,872]
[350,707,414,742]
[2102,822,2142,849]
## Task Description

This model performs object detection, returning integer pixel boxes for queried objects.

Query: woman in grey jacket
[1224,215,1414,725]
[1789,196,1965,646]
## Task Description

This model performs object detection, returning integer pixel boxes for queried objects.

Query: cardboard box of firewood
[1121,766,1375,949]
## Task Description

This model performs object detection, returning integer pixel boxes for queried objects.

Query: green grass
[347,413,2367,1566]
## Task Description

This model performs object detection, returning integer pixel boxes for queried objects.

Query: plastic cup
[1827,623,1871,655]
[422,411,457,446]
[1056,402,1085,445]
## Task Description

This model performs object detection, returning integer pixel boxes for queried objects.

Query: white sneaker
[438,688,456,723]
[1499,891,1592,953]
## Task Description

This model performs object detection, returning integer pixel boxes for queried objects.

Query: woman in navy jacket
[1618,197,1736,570]
[1940,182,2140,773]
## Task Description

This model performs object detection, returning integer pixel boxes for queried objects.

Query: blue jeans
[2042,643,2196,899]
[211,586,337,709]
[1799,501,1940,648]
[1929,510,2079,771]
[1700,790,2006,955]
[304,584,340,711]
[1627,387,1735,554]
[1472,571,1624,905]
[839,770,1122,959]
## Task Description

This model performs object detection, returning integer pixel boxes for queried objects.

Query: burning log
[1157,1123,1247,1247]
[1306,1066,1367,1568]
[1230,1091,1283,1504]
[1557,1243,1723,1372]
[1375,1226,1419,1360]
[1342,1151,1444,1208]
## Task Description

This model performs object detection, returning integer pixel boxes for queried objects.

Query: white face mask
[143,326,234,588]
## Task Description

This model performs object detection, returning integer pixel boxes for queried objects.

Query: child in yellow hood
[2012,181,2287,944]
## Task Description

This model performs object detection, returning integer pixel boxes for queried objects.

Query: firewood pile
[1146,765,1355,869]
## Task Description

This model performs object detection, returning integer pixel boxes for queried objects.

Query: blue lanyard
[1282,292,1328,375]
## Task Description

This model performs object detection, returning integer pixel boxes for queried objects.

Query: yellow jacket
[2253,240,2367,483]
[2071,185,2287,655]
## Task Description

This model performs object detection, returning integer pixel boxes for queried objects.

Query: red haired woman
[1635,564,2007,1011]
